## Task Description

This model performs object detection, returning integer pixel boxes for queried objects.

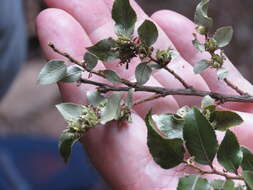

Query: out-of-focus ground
[1,0,253,136]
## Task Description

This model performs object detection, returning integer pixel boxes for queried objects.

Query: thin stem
[48,42,83,67]
[133,94,165,106]
[149,56,190,88]
[184,161,243,181]
[163,66,190,88]
[224,78,246,96]
[80,78,253,104]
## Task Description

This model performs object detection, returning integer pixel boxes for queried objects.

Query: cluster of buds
[113,34,139,69]
[67,106,100,133]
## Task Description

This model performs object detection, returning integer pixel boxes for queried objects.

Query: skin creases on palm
[36,0,253,189]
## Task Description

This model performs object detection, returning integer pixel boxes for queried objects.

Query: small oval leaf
[217,130,243,173]
[241,146,253,171]
[194,60,210,74]
[37,60,67,85]
[112,0,137,36]
[210,110,243,131]
[183,107,218,165]
[145,112,185,169]
[100,93,122,125]
[213,26,233,48]
[59,131,80,163]
[103,70,121,83]
[56,103,85,122]
[243,171,253,189]
[135,62,152,85]
[60,65,83,82]
[138,20,159,47]
[194,0,213,29]
[177,175,211,190]
[151,114,184,139]
[211,179,225,190]
[84,52,98,71]
[87,38,119,61]
[192,38,205,52]
[87,90,106,106]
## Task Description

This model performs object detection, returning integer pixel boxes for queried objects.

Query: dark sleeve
[0,0,27,100]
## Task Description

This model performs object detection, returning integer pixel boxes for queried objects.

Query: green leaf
[112,0,137,36]
[213,26,233,48]
[223,180,235,190]
[194,60,210,74]
[201,95,215,109]
[84,52,98,71]
[103,70,121,83]
[210,111,243,131]
[148,114,184,140]
[194,0,213,29]
[217,68,229,80]
[56,103,84,121]
[60,65,83,82]
[145,112,185,169]
[211,180,225,190]
[87,38,118,61]
[241,147,253,171]
[59,131,80,163]
[100,93,122,124]
[138,20,159,47]
[243,171,253,190]
[87,90,106,106]
[135,62,152,85]
[210,180,236,190]
[177,175,211,190]
[192,38,205,52]
[183,107,218,165]
[37,60,67,85]
[217,130,243,173]
[235,185,245,190]
[126,88,134,108]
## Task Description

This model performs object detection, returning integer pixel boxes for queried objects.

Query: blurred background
[0,0,252,189]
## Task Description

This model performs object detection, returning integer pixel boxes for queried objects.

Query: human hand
[36,0,253,189]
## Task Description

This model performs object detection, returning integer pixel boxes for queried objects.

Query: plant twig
[49,42,253,104]
[149,56,190,89]
[163,66,191,89]
[48,42,83,67]
[133,94,166,106]
[224,78,246,96]
[48,42,136,87]
[80,78,253,104]
[183,161,243,181]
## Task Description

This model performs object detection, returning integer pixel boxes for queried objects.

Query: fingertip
[36,8,90,61]
[151,10,202,62]
[36,8,93,104]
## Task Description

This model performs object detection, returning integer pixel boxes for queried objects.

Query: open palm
[37,0,253,189]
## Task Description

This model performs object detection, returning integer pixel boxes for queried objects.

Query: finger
[152,10,253,112]
[36,8,108,105]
